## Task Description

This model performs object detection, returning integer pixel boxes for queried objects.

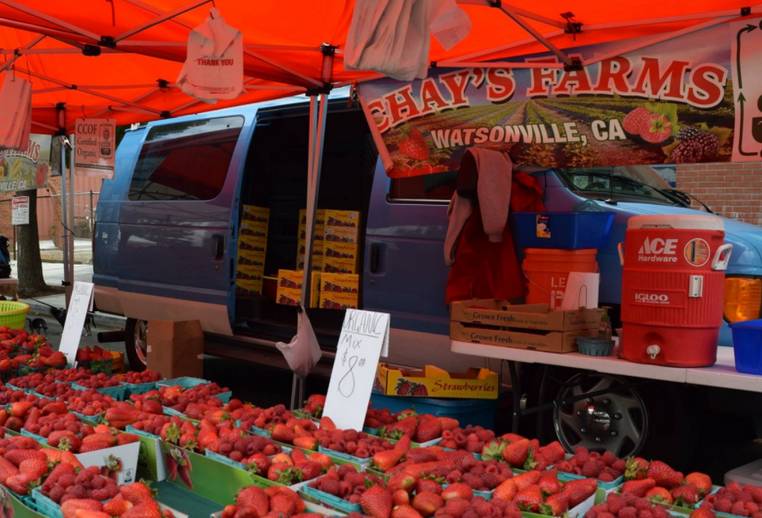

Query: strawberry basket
[71,382,127,401]
[299,483,362,514]
[0,301,30,330]
[31,488,62,518]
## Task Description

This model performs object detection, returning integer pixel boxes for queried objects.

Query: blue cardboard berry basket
[31,488,62,518]
[300,481,362,515]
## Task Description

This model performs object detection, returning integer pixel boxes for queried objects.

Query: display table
[451,340,760,392]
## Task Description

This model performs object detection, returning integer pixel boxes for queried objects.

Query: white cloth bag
[345,0,470,81]
[276,306,323,378]
[176,8,244,103]
[0,73,31,150]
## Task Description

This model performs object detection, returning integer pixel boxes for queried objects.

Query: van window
[129,116,244,201]
[389,171,456,202]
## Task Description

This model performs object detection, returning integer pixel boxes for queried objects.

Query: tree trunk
[16,189,47,296]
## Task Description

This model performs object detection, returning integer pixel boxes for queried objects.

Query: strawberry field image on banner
[357,20,761,178]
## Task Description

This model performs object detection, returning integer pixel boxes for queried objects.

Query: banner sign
[358,21,761,178]
[0,134,50,191]
[75,118,116,177]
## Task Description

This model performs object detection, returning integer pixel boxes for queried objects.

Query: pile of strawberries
[365,408,397,429]
[61,481,175,518]
[309,464,385,504]
[238,403,294,431]
[265,449,330,485]
[74,372,121,389]
[0,435,50,495]
[622,458,713,507]
[315,426,395,460]
[379,411,458,444]
[221,485,307,518]
[555,447,626,482]
[586,491,674,518]
[700,482,762,518]
[443,458,513,491]
[114,370,162,384]
[480,434,566,471]
[67,389,117,417]
[0,328,66,377]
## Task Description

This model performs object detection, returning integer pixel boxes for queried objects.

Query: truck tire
[125,318,148,372]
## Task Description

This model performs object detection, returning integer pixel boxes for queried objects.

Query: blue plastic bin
[511,211,614,250]
[369,393,496,429]
[731,320,762,374]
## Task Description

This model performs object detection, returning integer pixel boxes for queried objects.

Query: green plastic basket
[0,301,29,329]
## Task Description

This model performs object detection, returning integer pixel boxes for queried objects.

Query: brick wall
[676,162,762,226]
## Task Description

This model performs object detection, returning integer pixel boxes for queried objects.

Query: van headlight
[724,277,762,323]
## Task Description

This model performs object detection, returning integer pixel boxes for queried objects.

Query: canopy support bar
[115,0,213,42]
[0,34,44,72]
[16,67,164,115]
[457,0,566,29]
[437,60,565,69]
[494,4,573,66]
[91,87,161,118]
[0,0,100,41]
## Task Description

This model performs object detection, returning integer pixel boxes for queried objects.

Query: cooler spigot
[646,344,661,359]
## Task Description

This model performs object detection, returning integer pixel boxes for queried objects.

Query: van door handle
[369,243,384,273]
[212,234,224,260]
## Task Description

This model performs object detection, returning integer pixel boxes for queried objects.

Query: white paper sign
[74,118,116,177]
[560,272,600,310]
[322,309,390,431]
[11,196,29,225]
[59,281,94,365]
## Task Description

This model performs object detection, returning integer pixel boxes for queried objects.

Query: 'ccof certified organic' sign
[75,118,116,178]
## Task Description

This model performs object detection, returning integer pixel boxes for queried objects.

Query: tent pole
[66,135,75,302]
[494,5,573,66]
[114,0,213,42]
[0,35,45,73]
[59,135,70,303]
[0,1,100,41]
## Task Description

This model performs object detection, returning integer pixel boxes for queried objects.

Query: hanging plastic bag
[176,8,244,103]
[430,0,471,50]
[0,72,31,150]
[276,306,323,378]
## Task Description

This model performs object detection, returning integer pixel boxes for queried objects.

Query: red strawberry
[398,129,429,161]
[122,501,162,518]
[560,478,597,506]
[642,113,672,144]
[685,472,712,496]
[103,495,133,516]
[270,493,296,515]
[502,438,530,467]
[441,483,472,501]
[119,482,154,504]
[493,479,517,501]
[236,486,269,516]
[647,461,684,489]
[412,491,443,516]
[622,479,657,497]
[539,470,563,496]
[539,441,566,464]
[691,508,716,518]
[672,484,700,506]
[515,485,543,512]
[18,458,47,480]
[392,504,424,518]
[393,489,410,506]
[360,485,393,518]
[543,492,570,516]
[512,470,542,491]
[646,487,673,505]
[415,415,442,443]
[622,107,651,135]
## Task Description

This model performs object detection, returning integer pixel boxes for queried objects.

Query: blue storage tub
[731,320,762,374]
[369,393,496,429]
[511,211,614,250]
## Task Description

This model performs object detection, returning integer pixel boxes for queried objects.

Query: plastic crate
[0,301,29,330]
[72,411,102,425]
[511,211,614,250]
[156,377,210,389]
[31,488,62,518]
[71,382,127,401]
[120,380,157,396]
[731,320,762,374]
[370,392,497,429]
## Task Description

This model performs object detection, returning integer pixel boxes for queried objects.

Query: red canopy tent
[0,0,757,132]
[0,0,757,390]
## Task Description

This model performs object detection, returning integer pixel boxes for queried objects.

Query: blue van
[94,94,762,458]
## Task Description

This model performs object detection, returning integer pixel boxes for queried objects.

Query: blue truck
[93,95,762,460]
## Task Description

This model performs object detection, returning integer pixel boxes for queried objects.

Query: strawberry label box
[375,364,498,400]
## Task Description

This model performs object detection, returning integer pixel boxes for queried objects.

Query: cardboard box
[323,257,358,274]
[323,241,358,260]
[450,300,604,353]
[276,270,320,307]
[450,300,604,332]
[375,363,498,399]
[296,241,324,271]
[324,225,359,244]
[242,204,269,222]
[324,209,360,244]
[147,320,204,378]
[450,321,597,353]
[319,273,359,309]
[76,442,141,485]
[238,235,267,256]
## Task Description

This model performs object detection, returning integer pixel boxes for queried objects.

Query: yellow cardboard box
[319,273,359,309]
[236,278,263,295]
[243,205,270,223]
[324,209,359,229]
[324,225,359,244]
[276,270,320,307]
[239,236,267,256]
[375,364,499,399]
[323,256,357,274]
[323,241,358,260]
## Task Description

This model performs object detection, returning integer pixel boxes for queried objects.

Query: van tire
[125,318,148,372]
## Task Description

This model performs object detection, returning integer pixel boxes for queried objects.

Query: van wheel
[553,373,648,457]
[125,318,148,371]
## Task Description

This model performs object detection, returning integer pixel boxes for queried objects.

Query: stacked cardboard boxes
[296,209,326,271]
[295,209,361,309]
[236,205,269,295]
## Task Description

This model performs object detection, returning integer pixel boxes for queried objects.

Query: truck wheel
[553,373,648,457]
[125,318,148,371]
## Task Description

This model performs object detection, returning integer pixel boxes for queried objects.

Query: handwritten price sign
[323,309,390,431]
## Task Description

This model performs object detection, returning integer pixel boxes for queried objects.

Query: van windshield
[557,166,686,206]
